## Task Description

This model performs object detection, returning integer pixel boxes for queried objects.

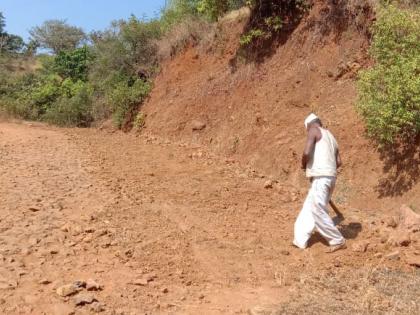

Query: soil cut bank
[141,0,420,214]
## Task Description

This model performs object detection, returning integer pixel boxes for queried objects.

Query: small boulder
[90,302,105,313]
[73,293,97,306]
[131,278,148,286]
[56,281,85,297]
[86,279,102,291]
[39,279,51,285]
[384,216,398,228]
[399,205,420,231]
[56,284,79,297]
[385,251,400,261]
[29,206,41,212]
[351,240,369,253]
[405,253,420,267]
[191,120,206,131]
[264,180,274,189]
[387,231,411,247]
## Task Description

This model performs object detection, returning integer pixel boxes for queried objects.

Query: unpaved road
[0,122,418,315]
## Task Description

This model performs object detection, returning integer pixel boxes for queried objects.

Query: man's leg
[311,177,345,248]
[293,187,316,249]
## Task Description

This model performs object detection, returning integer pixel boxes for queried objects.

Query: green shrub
[357,5,420,143]
[53,46,92,81]
[106,78,151,128]
[239,0,309,48]
[43,82,93,127]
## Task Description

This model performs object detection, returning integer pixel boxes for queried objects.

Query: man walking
[293,114,346,252]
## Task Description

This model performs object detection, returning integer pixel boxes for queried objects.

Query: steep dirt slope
[141,1,419,216]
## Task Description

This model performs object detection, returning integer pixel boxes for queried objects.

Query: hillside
[142,0,419,213]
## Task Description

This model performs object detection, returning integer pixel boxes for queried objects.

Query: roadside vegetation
[357,1,420,144]
[0,0,248,128]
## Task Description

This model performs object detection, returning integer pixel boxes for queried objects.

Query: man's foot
[325,242,347,253]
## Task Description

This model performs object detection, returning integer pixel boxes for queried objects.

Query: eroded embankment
[141,1,419,214]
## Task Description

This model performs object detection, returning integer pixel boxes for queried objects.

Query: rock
[73,293,97,306]
[28,237,40,246]
[39,279,51,285]
[264,180,273,189]
[385,251,400,261]
[191,120,206,131]
[56,282,85,297]
[387,231,411,247]
[405,253,420,267]
[162,287,169,293]
[86,279,102,291]
[351,240,370,253]
[280,250,290,256]
[90,302,105,313]
[129,273,157,286]
[399,205,420,231]
[29,206,40,212]
[131,278,148,286]
[384,216,398,228]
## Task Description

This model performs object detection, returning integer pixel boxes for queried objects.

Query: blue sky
[1,0,167,41]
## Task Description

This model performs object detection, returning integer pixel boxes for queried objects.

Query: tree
[0,13,25,53]
[54,46,92,81]
[0,12,5,34]
[29,20,86,54]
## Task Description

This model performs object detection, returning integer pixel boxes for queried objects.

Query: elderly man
[293,114,346,252]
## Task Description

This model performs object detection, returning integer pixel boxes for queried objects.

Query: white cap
[304,113,318,129]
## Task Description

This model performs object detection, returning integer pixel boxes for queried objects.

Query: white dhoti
[293,176,345,249]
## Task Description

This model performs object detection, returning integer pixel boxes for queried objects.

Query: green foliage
[2,0,252,128]
[357,5,420,143]
[106,78,151,128]
[239,28,268,45]
[43,82,93,127]
[239,0,309,48]
[133,111,146,130]
[29,20,86,54]
[0,12,25,54]
[163,0,247,24]
[54,46,92,81]
[0,12,5,34]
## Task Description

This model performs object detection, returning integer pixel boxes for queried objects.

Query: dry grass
[275,267,420,314]
[156,17,214,61]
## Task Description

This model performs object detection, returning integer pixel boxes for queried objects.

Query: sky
[1,0,168,41]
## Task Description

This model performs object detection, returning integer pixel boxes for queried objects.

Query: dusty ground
[1,121,418,315]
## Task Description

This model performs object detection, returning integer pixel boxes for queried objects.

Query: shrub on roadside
[357,4,420,143]
[43,82,93,127]
[106,78,151,128]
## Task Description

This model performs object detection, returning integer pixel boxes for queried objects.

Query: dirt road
[0,122,418,315]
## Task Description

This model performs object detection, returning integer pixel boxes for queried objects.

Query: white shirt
[306,127,338,178]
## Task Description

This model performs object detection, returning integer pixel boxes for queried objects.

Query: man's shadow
[307,216,362,247]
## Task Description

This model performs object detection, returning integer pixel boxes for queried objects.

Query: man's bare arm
[336,149,342,169]
[301,128,317,170]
